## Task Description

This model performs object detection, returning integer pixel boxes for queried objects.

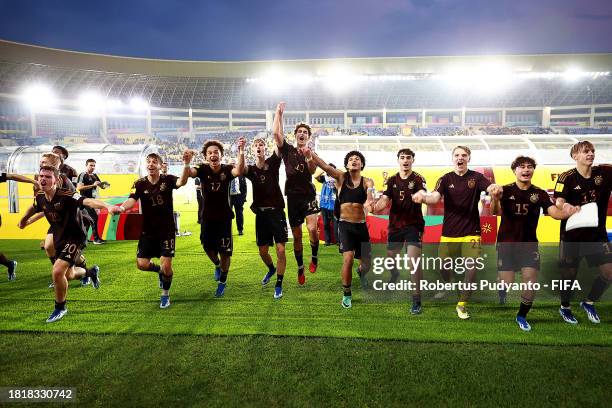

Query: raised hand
[182,149,195,164]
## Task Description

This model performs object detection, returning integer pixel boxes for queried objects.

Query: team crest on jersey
[260,175,266,183]
[594,175,603,185]
[220,173,227,181]
[264,164,269,171]
[467,179,476,189]
[530,193,539,203]
[160,183,167,192]
[408,181,415,190]
[295,163,304,172]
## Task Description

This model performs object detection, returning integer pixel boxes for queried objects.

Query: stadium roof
[2,39,612,77]
[1,39,612,110]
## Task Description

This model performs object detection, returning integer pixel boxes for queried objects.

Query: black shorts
[255,208,288,247]
[497,242,540,271]
[559,240,612,268]
[137,234,176,259]
[338,221,371,259]
[287,196,319,228]
[387,226,423,250]
[55,240,85,266]
[201,219,233,255]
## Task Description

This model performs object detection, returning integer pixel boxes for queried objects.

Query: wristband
[119,205,126,212]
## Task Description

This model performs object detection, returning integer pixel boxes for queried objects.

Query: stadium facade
[1,39,612,147]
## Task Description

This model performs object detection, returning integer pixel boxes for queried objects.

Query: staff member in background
[230,174,247,236]
[52,145,78,185]
[195,177,204,224]
[316,164,338,246]
[77,159,105,245]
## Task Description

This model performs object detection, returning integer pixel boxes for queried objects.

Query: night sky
[0,0,611,61]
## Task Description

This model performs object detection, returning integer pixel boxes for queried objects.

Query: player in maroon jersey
[373,148,427,315]
[553,141,611,325]
[491,156,575,331]
[181,137,246,298]
[273,102,320,285]
[116,153,189,308]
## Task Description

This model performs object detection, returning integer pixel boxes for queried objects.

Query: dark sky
[1,0,611,61]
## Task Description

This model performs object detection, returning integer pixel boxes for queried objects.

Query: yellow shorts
[439,235,482,259]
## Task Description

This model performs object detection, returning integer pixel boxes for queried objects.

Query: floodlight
[130,97,149,111]
[78,91,103,115]
[21,84,56,111]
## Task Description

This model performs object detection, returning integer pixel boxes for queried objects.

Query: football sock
[517,301,532,318]
[587,275,610,302]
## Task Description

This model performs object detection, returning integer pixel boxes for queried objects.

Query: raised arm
[364,177,376,213]
[18,205,39,229]
[83,198,121,214]
[273,102,286,148]
[231,137,246,177]
[304,148,344,180]
[7,173,38,186]
[179,149,198,187]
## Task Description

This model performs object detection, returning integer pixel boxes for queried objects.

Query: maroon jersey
[129,174,179,238]
[497,183,553,242]
[383,171,426,233]
[278,142,316,199]
[245,151,285,209]
[434,169,491,237]
[554,164,612,241]
[33,189,87,243]
[195,163,235,222]
[60,163,79,185]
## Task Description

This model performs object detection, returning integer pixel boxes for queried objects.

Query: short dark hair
[344,150,366,170]
[511,156,537,170]
[202,140,224,156]
[39,165,59,179]
[397,148,415,158]
[570,140,595,158]
[146,153,163,164]
[294,123,312,137]
[52,145,69,159]
[86,159,96,165]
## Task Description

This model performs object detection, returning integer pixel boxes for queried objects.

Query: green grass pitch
[0,205,610,406]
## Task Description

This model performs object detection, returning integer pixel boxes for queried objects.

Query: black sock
[517,301,532,318]
[276,274,284,287]
[295,251,303,269]
[587,275,610,302]
[266,262,275,274]
[311,244,319,264]
[85,267,97,278]
[0,253,10,267]
[214,261,221,268]
[560,282,574,308]
[147,263,161,273]
[343,284,352,297]
[55,301,66,310]
[161,274,173,291]
[412,295,421,306]
[220,270,228,283]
